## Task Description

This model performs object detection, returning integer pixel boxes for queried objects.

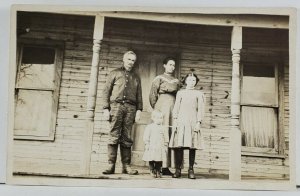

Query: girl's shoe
[150,169,157,178]
[188,167,196,179]
[172,168,181,178]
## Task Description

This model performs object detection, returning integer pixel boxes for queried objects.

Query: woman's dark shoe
[156,170,162,178]
[172,168,181,178]
[161,168,173,176]
[188,167,196,179]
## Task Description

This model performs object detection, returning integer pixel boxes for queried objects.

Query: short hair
[163,57,176,65]
[183,72,200,85]
[123,51,137,60]
[151,110,163,120]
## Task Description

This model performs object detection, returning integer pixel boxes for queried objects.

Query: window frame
[240,62,286,157]
[14,38,64,141]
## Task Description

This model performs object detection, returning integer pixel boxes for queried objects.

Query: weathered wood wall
[14,12,95,175]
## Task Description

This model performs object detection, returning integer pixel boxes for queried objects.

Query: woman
[149,57,181,176]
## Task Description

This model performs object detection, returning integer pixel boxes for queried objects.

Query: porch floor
[86,166,228,180]
[14,165,289,181]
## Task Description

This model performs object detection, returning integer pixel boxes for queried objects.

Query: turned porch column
[229,26,242,181]
[83,15,105,175]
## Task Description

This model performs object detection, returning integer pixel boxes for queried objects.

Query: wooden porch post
[83,15,105,175]
[229,26,242,181]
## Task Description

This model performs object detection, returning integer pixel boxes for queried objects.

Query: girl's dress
[149,73,181,167]
[142,123,168,162]
[169,89,205,150]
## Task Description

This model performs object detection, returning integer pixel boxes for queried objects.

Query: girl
[142,110,169,178]
[169,73,205,179]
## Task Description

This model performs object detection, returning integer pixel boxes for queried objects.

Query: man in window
[102,51,143,175]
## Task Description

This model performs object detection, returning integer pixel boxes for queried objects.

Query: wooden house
[10,9,294,183]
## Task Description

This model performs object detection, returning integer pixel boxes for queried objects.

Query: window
[14,39,64,140]
[241,63,284,156]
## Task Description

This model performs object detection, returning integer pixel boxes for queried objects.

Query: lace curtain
[241,106,278,149]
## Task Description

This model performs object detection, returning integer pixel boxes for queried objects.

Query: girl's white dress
[142,123,168,162]
[169,89,206,150]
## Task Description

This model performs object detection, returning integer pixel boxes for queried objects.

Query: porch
[12,10,291,182]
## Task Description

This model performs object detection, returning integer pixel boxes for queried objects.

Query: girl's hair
[163,57,176,65]
[183,72,200,85]
[151,110,163,120]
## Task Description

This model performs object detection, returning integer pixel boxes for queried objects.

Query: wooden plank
[278,63,286,155]
[242,157,285,166]
[101,12,289,29]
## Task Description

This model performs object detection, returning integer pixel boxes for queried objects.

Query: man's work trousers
[108,102,136,148]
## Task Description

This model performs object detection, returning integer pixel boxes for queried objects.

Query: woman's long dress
[149,73,180,167]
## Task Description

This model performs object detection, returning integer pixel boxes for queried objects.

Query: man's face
[123,53,137,71]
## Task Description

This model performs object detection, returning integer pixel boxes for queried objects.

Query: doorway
[131,51,180,166]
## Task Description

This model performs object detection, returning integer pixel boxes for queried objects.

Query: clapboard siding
[13,12,94,175]
[241,27,289,180]
[284,62,289,151]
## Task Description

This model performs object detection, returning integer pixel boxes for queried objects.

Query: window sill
[14,133,55,141]
[241,147,286,159]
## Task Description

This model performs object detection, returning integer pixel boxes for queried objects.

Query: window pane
[22,47,55,64]
[242,76,276,106]
[16,63,55,89]
[243,64,274,77]
[241,106,278,149]
[242,64,277,106]
[14,90,53,137]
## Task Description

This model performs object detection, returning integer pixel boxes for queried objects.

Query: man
[102,51,142,175]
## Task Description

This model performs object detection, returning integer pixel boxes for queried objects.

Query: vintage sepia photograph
[6,5,297,190]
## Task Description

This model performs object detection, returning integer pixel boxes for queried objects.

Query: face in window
[185,75,197,89]
[163,60,176,74]
[123,53,137,71]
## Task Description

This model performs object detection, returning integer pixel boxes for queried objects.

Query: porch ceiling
[14,5,290,29]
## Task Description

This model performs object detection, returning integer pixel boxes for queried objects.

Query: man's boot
[102,144,118,175]
[172,149,183,178]
[188,149,196,179]
[120,146,138,175]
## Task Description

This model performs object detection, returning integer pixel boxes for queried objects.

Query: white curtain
[241,106,278,148]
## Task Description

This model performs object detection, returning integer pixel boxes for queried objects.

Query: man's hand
[103,109,110,121]
[135,110,141,122]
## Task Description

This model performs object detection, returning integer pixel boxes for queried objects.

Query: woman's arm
[172,90,182,120]
[149,76,161,108]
